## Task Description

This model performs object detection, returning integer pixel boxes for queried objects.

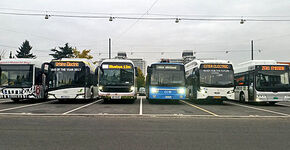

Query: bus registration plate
[213,96,221,99]
[111,96,121,99]
[165,96,172,99]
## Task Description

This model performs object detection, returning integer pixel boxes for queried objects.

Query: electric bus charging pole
[109,38,111,59]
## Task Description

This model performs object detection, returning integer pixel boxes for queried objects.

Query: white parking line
[225,101,289,116]
[62,99,103,115]
[0,100,56,112]
[180,100,219,116]
[277,103,290,107]
[139,97,143,115]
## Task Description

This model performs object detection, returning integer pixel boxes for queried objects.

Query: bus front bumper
[149,94,186,100]
[98,92,136,100]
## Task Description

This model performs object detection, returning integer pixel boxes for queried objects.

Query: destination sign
[54,62,80,67]
[201,64,231,69]
[156,65,178,70]
[102,64,132,69]
[261,65,285,71]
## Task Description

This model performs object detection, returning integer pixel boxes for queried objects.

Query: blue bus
[146,62,186,102]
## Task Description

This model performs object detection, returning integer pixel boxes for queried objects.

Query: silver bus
[234,60,290,105]
[97,59,138,103]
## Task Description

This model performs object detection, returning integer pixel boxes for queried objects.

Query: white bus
[97,59,138,103]
[0,59,48,102]
[185,59,235,102]
[43,58,98,101]
[234,60,290,105]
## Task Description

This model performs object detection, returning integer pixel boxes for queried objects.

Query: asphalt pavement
[0,97,290,150]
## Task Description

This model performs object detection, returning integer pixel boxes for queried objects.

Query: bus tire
[103,98,109,104]
[11,98,20,102]
[269,102,277,105]
[239,93,245,103]
[128,99,135,104]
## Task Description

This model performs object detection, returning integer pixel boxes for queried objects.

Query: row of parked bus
[146,59,290,105]
[0,58,138,103]
[0,58,289,105]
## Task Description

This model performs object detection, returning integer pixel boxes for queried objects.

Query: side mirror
[135,67,138,76]
[147,66,152,74]
[95,66,99,76]
[41,63,51,74]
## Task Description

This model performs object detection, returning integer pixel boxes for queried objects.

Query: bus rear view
[146,63,186,101]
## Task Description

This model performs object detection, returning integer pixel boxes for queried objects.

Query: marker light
[177,88,185,94]
[150,87,158,93]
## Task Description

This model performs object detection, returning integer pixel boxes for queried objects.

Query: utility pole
[251,40,254,60]
[109,38,111,59]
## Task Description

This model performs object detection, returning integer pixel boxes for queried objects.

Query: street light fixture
[109,16,114,21]
[45,14,50,19]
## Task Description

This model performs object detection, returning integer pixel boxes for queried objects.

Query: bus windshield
[150,70,185,86]
[0,65,33,88]
[49,67,85,89]
[199,69,234,87]
[256,70,290,91]
[99,69,134,86]
[99,63,134,86]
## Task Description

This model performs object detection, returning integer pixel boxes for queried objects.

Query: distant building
[130,58,146,74]
[167,50,196,64]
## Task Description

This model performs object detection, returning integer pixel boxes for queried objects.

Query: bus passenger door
[248,72,255,101]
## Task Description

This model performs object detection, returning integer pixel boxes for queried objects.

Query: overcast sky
[0,0,290,65]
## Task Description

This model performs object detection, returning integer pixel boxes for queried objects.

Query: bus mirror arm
[95,67,99,76]
[135,67,138,76]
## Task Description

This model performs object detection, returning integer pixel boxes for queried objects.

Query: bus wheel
[103,99,109,104]
[11,98,20,102]
[269,102,277,105]
[128,99,135,104]
[239,93,245,103]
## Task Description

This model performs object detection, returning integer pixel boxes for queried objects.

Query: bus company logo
[262,66,285,71]
[203,64,229,69]
[55,62,79,67]
[108,65,132,69]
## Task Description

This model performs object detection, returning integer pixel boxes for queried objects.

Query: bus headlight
[227,90,234,94]
[257,95,266,98]
[130,86,135,92]
[150,87,158,93]
[199,89,207,94]
[284,96,290,99]
[177,88,185,94]
[98,86,103,91]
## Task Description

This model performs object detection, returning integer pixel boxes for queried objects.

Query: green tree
[73,48,93,59]
[16,40,36,58]
[50,43,74,59]
[136,67,145,90]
